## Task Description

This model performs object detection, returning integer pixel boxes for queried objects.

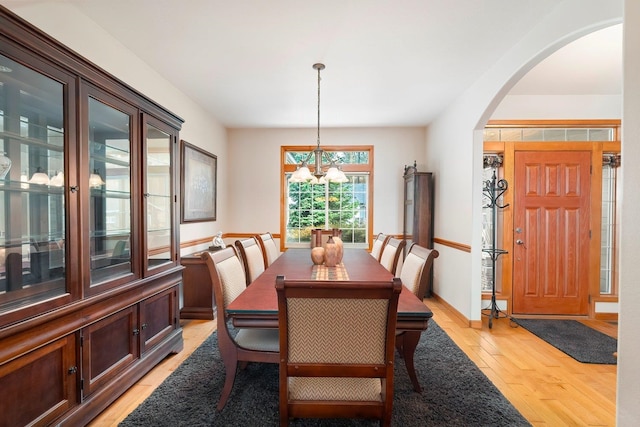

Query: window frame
[280,145,373,251]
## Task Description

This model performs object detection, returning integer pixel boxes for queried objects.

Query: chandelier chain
[316,64,322,148]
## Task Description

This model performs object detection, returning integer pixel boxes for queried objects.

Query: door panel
[513,151,590,315]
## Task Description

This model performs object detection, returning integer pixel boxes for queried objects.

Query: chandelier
[288,63,348,184]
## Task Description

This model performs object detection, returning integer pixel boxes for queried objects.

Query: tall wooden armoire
[403,163,435,294]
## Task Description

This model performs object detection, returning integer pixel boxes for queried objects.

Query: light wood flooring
[89,298,617,426]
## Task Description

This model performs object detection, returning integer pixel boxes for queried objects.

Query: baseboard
[429,293,479,329]
[595,312,619,321]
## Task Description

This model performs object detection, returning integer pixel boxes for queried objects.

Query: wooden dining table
[226,248,433,392]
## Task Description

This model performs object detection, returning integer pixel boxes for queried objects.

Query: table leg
[401,330,423,393]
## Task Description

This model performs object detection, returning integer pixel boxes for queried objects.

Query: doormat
[514,319,617,364]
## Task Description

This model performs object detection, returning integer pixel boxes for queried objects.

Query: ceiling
[4,0,622,128]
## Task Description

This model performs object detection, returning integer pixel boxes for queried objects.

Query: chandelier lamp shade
[289,63,348,185]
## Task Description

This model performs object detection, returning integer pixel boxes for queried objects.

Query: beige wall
[227,127,426,238]
[617,0,640,423]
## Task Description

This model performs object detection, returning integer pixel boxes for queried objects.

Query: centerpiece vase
[311,246,325,265]
[332,235,344,264]
[323,236,338,267]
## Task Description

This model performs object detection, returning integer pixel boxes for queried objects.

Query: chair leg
[217,354,238,411]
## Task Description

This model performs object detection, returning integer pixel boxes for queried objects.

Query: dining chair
[201,247,279,410]
[276,275,401,427]
[255,232,280,267]
[234,237,266,286]
[379,237,406,276]
[396,243,439,392]
[370,233,391,262]
[399,243,439,300]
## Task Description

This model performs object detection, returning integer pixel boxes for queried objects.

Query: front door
[512,151,591,315]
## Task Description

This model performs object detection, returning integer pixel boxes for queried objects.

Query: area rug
[515,319,617,364]
[120,321,530,426]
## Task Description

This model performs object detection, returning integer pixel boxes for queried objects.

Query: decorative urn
[311,246,325,265]
[323,236,339,267]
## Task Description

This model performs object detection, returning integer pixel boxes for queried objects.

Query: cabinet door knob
[69,186,78,193]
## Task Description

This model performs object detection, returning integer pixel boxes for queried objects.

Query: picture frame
[180,140,217,223]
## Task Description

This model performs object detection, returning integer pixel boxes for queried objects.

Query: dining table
[225,247,433,392]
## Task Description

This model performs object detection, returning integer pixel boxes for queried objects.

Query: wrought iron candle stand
[482,169,509,329]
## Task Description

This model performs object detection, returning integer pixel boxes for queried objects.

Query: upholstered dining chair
[255,232,280,267]
[234,237,266,286]
[379,237,406,276]
[370,233,391,262]
[396,243,439,392]
[276,275,402,427]
[202,247,279,410]
[399,243,439,300]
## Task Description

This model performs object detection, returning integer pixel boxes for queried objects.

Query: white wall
[617,1,640,424]
[228,127,426,236]
[6,2,229,252]
[492,94,622,120]
[425,0,622,324]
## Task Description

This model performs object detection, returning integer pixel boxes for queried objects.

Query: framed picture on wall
[180,140,217,223]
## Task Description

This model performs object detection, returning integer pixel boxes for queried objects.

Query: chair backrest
[379,237,406,276]
[370,233,391,261]
[310,228,342,248]
[276,276,401,426]
[234,237,266,285]
[256,232,280,267]
[399,244,440,299]
[201,247,247,337]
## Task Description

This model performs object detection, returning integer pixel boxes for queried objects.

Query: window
[601,154,620,294]
[481,158,504,293]
[282,146,372,249]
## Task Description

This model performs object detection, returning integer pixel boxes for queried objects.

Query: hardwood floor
[89,299,617,426]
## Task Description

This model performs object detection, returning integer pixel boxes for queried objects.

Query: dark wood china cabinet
[403,163,435,295]
[0,6,183,426]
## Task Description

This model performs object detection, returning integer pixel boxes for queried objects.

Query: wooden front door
[512,151,591,315]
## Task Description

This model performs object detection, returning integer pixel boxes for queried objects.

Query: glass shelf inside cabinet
[1,52,67,311]
[88,97,133,286]
[145,123,173,269]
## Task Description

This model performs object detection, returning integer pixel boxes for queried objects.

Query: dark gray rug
[120,321,530,426]
[515,319,617,364]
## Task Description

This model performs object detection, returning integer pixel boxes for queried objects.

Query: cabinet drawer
[141,287,178,352]
[82,306,138,397]
[0,335,77,427]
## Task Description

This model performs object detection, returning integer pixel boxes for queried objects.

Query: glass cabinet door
[143,116,175,274]
[0,51,73,314]
[87,94,136,287]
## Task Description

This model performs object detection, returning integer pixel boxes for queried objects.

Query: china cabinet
[0,7,183,426]
[403,163,435,294]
